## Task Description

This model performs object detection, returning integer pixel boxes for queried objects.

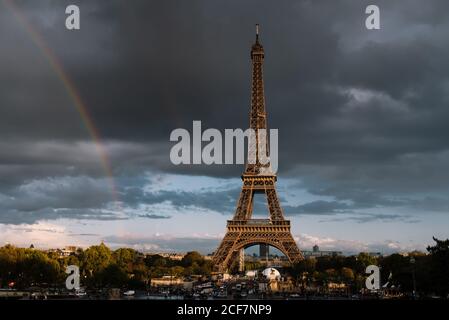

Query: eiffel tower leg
[212,231,240,273]
[213,226,304,273]
[234,189,254,220]
[281,233,304,263]
[266,189,284,220]
[238,249,245,272]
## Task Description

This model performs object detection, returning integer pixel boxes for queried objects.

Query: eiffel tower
[212,25,304,273]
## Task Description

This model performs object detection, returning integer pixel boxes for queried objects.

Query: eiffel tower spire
[246,24,271,175]
[212,26,304,273]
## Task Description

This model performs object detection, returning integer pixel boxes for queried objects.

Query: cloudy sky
[1,0,449,255]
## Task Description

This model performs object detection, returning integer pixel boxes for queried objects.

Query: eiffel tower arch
[212,25,304,273]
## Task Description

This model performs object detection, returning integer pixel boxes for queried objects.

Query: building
[302,245,342,258]
[146,252,185,260]
[327,282,349,294]
[150,276,184,287]
[47,246,79,258]
[259,244,269,258]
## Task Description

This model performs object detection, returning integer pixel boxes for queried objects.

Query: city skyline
[1,0,449,255]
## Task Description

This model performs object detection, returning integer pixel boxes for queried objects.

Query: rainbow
[3,0,120,205]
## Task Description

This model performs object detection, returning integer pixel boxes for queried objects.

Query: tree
[355,253,377,273]
[64,254,80,268]
[114,248,138,273]
[0,245,25,287]
[80,243,112,282]
[245,261,263,271]
[181,251,204,267]
[170,266,185,277]
[22,249,60,286]
[145,254,168,268]
[293,257,317,275]
[199,260,212,276]
[379,253,412,291]
[98,264,128,288]
[325,268,337,281]
[427,237,449,296]
[340,267,355,282]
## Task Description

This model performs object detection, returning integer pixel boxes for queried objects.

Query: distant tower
[212,25,304,273]
[259,244,269,258]
[313,244,319,252]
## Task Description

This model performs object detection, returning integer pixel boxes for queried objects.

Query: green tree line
[288,237,449,296]
[1,237,447,296]
[0,243,211,290]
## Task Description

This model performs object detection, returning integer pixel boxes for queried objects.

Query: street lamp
[410,256,417,299]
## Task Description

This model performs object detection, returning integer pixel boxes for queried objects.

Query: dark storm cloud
[282,199,421,224]
[283,200,352,216]
[0,174,127,224]
[1,0,449,224]
[120,181,240,215]
[0,171,241,224]
[0,208,127,225]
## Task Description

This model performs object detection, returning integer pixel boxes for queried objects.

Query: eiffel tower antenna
[212,26,304,273]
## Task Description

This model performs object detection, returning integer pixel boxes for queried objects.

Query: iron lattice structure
[212,25,304,273]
